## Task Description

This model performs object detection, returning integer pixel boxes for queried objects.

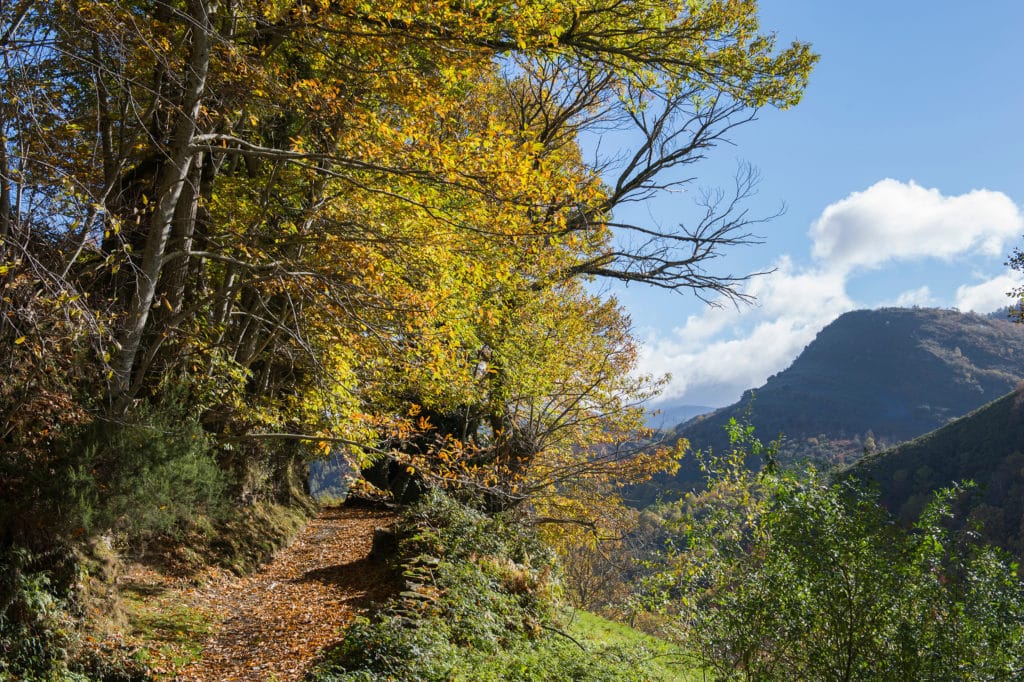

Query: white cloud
[954,271,1024,313]
[668,306,735,346]
[747,256,851,317]
[890,285,937,308]
[810,180,1023,272]
[639,259,855,405]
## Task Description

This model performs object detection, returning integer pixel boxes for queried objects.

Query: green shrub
[61,400,229,544]
[662,422,1024,681]
[0,546,152,681]
[311,492,676,681]
[0,547,87,681]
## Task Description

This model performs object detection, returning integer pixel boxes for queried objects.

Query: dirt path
[169,505,398,681]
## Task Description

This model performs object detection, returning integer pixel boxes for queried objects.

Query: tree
[657,423,1024,681]
[1,0,815,537]
[1008,242,1024,321]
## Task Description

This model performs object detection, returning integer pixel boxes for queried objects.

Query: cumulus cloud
[640,179,1024,406]
[667,306,736,346]
[890,286,937,308]
[638,259,855,405]
[809,180,1023,272]
[954,271,1024,313]
[640,317,830,406]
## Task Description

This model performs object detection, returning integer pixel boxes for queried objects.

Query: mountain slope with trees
[843,387,1024,557]
[639,307,1024,501]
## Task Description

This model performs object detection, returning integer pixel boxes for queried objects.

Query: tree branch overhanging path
[1,0,816,619]
[0,0,815,395]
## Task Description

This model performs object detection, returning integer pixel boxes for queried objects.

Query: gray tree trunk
[113,0,214,408]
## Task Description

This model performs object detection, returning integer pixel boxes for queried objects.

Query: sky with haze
[604,1,1024,409]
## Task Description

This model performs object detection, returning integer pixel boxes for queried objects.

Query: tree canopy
[0,0,815,531]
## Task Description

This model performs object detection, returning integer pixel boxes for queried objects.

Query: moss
[208,499,313,575]
[121,593,215,677]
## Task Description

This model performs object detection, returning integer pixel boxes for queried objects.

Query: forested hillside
[845,387,1024,557]
[638,307,1024,501]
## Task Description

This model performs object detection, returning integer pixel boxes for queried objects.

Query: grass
[562,609,702,681]
[210,499,311,574]
[121,585,216,677]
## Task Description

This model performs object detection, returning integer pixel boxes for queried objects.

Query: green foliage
[1008,242,1024,321]
[60,400,229,544]
[207,500,311,575]
[0,547,86,682]
[660,424,1024,681]
[312,492,679,681]
[315,492,555,677]
[846,388,1024,556]
[0,545,153,681]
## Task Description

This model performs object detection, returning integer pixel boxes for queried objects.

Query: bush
[0,545,152,681]
[0,547,86,681]
[60,400,229,544]
[663,423,1024,681]
[312,492,673,681]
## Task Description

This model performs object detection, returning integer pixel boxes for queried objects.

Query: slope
[843,388,1024,557]
[639,307,1024,502]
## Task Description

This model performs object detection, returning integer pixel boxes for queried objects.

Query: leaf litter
[123,505,398,681]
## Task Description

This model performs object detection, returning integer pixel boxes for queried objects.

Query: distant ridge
[644,402,715,430]
[843,388,1024,557]
[638,307,1024,502]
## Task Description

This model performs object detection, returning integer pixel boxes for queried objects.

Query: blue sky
[609,1,1024,408]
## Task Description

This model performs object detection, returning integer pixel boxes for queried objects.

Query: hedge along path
[173,505,399,681]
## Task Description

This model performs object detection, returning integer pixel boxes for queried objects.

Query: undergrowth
[311,491,678,681]
[61,401,229,545]
[1,395,321,679]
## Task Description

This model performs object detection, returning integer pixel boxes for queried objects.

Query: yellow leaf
[14,336,26,345]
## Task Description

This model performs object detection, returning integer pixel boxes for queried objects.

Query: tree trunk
[113,0,214,408]
[163,151,203,313]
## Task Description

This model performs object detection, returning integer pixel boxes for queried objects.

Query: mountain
[842,388,1024,557]
[644,401,715,430]
[308,451,353,501]
[637,307,1024,503]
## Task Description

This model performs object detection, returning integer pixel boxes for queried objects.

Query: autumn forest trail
[161,506,398,681]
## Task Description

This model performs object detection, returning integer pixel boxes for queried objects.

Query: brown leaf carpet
[173,505,398,681]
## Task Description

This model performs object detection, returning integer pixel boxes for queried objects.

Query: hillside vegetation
[310,493,690,682]
[624,422,1024,679]
[639,307,1024,502]
[845,387,1024,557]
